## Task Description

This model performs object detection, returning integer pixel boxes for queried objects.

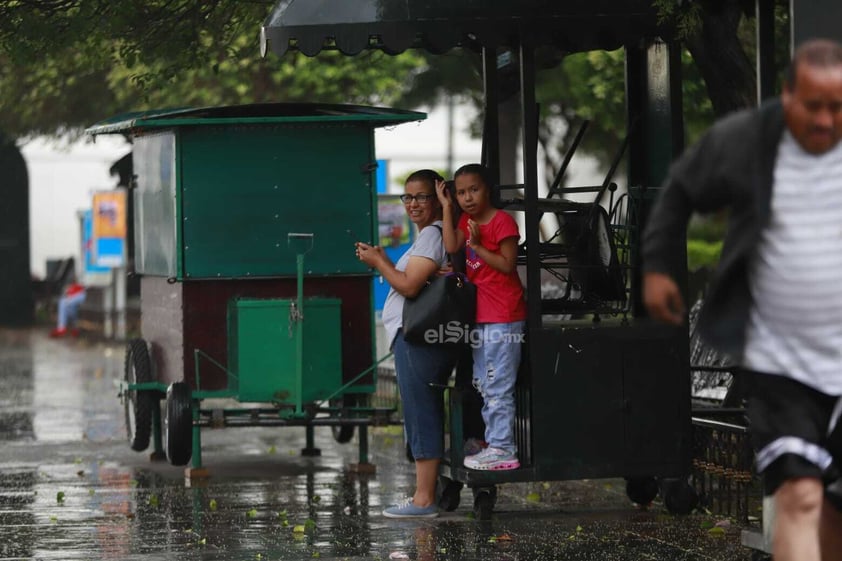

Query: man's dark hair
[784,38,842,88]
[453,163,494,188]
[405,169,444,190]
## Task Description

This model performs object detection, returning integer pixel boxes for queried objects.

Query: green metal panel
[133,132,179,276]
[181,124,374,278]
[228,297,342,404]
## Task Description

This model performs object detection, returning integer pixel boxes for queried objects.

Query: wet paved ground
[0,327,756,560]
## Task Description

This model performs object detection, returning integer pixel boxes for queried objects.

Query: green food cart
[87,103,424,477]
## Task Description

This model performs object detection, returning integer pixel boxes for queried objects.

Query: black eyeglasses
[400,193,435,204]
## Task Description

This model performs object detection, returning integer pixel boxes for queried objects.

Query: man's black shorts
[744,369,841,508]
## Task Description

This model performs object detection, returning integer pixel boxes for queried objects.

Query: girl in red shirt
[437,164,526,470]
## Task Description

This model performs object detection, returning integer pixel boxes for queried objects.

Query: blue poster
[376,159,388,194]
[82,210,111,275]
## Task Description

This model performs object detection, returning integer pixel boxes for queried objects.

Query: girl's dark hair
[453,163,493,188]
[405,169,444,190]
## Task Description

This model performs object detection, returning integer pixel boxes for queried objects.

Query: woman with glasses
[355,169,457,518]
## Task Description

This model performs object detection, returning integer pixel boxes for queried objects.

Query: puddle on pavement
[0,456,751,561]
[0,329,753,560]
[0,461,386,560]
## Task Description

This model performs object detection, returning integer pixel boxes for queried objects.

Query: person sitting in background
[50,282,86,338]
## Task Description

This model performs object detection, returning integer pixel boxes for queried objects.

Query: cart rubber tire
[330,398,356,444]
[332,424,355,444]
[625,477,658,507]
[165,382,193,466]
[124,338,153,452]
[472,486,497,520]
[436,476,463,512]
[662,478,699,515]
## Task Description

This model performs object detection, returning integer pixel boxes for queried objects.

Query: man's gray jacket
[641,100,786,358]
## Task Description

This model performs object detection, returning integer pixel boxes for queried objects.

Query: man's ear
[781,83,793,107]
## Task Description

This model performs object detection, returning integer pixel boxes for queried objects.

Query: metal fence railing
[372,363,400,413]
[691,415,762,524]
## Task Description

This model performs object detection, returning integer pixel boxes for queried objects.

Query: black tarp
[261,0,661,57]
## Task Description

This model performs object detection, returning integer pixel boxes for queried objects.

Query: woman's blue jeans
[392,330,457,460]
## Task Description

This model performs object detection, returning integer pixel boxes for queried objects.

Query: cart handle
[319,352,394,404]
[288,232,314,255]
[193,348,238,392]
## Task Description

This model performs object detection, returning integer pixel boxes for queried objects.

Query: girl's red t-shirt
[458,210,527,324]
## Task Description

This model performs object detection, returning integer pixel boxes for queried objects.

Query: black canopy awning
[260,0,662,58]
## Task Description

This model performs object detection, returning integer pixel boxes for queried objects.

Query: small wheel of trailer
[472,485,497,521]
[330,398,355,444]
[124,338,154,452]
[662,478,699,515]
[436,475,463,512]
[332,424,355,444]
[625,476,659,507]
[164,382,193,466]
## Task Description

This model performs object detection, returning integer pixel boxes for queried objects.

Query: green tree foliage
[536,47,715,174]
[0,1,424,138]
[0,0,787,157]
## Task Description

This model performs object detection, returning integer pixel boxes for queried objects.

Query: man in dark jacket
[643,38,842,561]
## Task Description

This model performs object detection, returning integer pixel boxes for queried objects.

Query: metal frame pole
[482,47,501,185]
[519,43,541,329]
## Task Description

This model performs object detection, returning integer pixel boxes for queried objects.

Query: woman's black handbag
[402,272,476,344]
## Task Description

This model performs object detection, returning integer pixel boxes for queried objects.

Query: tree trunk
[685,1,757,116]
[0,133,35,325]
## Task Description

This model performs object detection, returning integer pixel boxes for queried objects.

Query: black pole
[756,0,777,104]
[481,47,500,186]
[519,44,541,329]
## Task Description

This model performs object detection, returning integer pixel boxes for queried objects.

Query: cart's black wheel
[436,476,463,512]
[662,478,699,515]
[332,424,355,444]
[330,398,356,444]
[124,338,153,452]
[625,476,659,507]
[472,486,497,520]
[164,382,193,466]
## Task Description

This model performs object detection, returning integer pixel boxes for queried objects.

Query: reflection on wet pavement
[0,328,753,560]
